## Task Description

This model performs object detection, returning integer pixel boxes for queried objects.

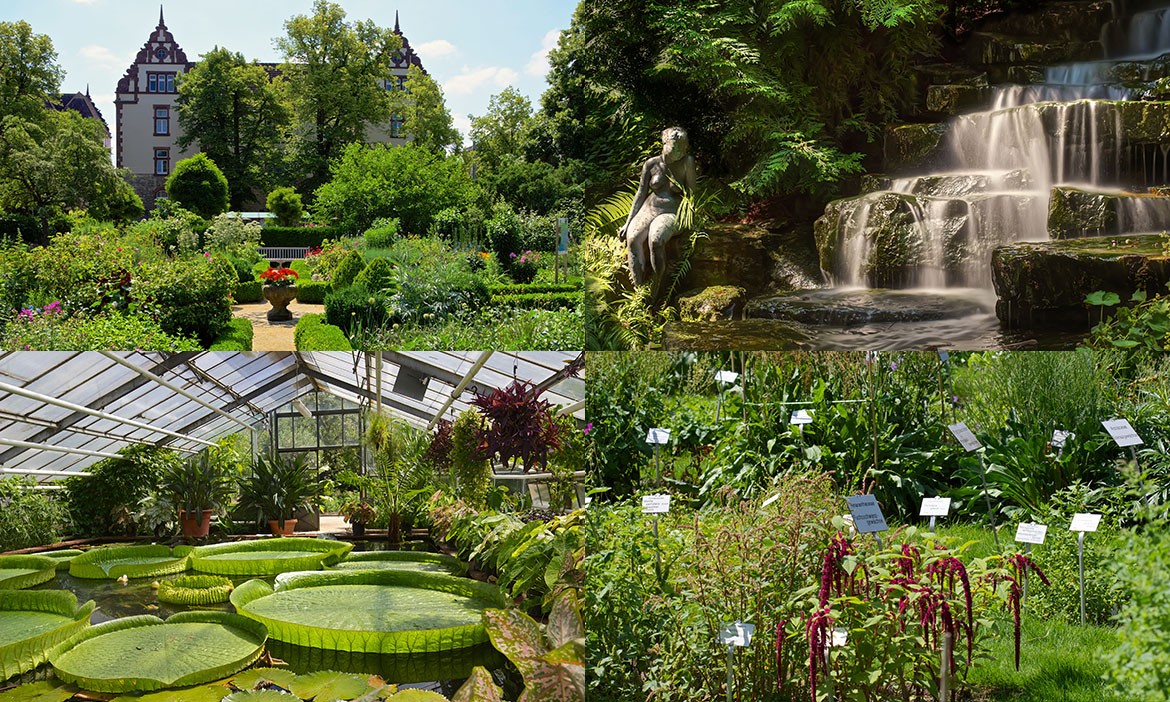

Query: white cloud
[525,29,562,77]
[416,39,457,59]
[452,114,473,147]
[444,66,519,96]
[79,45,127,71]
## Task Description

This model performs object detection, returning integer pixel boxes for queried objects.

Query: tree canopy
[393,65,461,155]
[0,21,64,125]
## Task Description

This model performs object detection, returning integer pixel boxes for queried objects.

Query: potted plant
[339,495,376,537]
[161,451,233,538]
[238,454,318,536]
[364,412,433,546]
[260,267,299,322]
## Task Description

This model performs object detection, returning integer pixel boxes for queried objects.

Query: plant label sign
[646,428,671,445]
[938,351,950,362]
[1015,522,1048,545]
[1070,513,1102,533]
[790,409,814,425]
[831,628,849,647]
[919,497,952,517]
[642,494,671,514]
[1051,429,1074,449]
[948,422,981,452]
[1102,419,1142,447]
[557,218,570,255]
[845,495,888,534]
[718,622,755,647]
[715,370,739,384]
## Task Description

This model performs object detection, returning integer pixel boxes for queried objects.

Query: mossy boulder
[978,1,1112,42]
[992,234,1170,328]
[677,286,747,321]
[681,223,822,296]
[883,123,948,173]
[1049,187,1170,238]
[815,192,927,288]
[965,32,1102,66]
[927,84,990,115]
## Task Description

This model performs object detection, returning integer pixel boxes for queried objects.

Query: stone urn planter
[263,285,298,322]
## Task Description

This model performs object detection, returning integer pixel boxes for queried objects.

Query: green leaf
[545,595,583,650]
[50,612,267,693]
[231,667,298,691]
[112,683,231,701]
[158,575,235,606]
[0,590,94,679]
[0,681,77,702]
[192,538,354,577]
[222,692,300,702]
[386,691,450,702]
[518,648,584,702]
[482,609,547,679]
[69,545,190,580]
[0,556,58,590]
[1085,290,1121,307]
[332,552,468,577]
[1131,290,1148,303]
[1111,339,1141,349]
[287,670,372,700]
[451,666,503,702]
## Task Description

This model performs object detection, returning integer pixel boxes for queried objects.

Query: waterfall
[824,2,1170,290]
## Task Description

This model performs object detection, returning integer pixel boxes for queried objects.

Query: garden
[0,351,586,701]
[586,350,1170,701]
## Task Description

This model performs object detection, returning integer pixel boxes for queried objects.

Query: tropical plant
[238,454,320,531]
[482,592,585,702]
[190,537,352,576]
[161,450,235,517]
[472,380,564,472]
[63,444,181,537]
[0,475,69,551]
[0,554,57,589]
[450,408,491,507]
[364,412,434,545]
[68,545,191,580]
[0,590,94,680]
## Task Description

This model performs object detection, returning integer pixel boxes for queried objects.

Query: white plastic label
[1069,513,1102,533]
[1051,429,1073,449]
[761,492,781,508]
[642,494,671,514]
[948,422,981,452]
[845,495,888,534]
[646,428,671,445]
[790,409,814,425]
[718,622,755,647]
[1102,419,1142,447]
[1015,522,1048,545]
[919,497,952,517]
[831,628,849,647]
[715,370,739,384]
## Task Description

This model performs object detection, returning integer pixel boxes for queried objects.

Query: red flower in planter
[260,268,299,288]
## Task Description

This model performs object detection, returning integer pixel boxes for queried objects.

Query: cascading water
[824,2,1170,290]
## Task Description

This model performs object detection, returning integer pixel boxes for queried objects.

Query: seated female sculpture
[619,127,698,287]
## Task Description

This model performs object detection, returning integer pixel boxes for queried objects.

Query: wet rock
[978,1,1113,42]
[745,288,991,325]
[681,222,823,297]
[662,319,810,350]
[884,123,948,173]
[677,286,747,321]
[992,234,1170,328]
[966,33,1103,66]
[815,192,926,288]
[927,84,991,115]
[1048,186,1170,238]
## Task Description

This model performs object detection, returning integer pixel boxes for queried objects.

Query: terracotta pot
[179,509,213,538]
[263,285,298,322]
[267,518,298,536]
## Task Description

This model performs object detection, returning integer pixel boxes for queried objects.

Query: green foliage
[364,218,401,249]
[205,214,262,253]
[482,595,585,702]
[363,306,583,352]
[450,409,491,508]
[135,254,236,345]
[1106,528,1170,701]
[313,142,477,235]
[233,280,264,305]
[63,445,181,537]
[266,187,304,227]
[294,313,353,351]
[237,454,320,527]
[157,575,235,606]
[0,310,202,351]
[260,226,342,248]
[330,250,367,291]
[295,280,330,304]
[0,590,93,681]
[211,317,255,350]
[0,555,57,590]
[161,450,236,516]
[393,65,461,156]
[0,21,63,123]
[68,545,191,580]
[166,154,231,220]
[352,257,396,293]
[0,476,69,551]
[191,538,352,576]
[491,290,581,311]
[1086,290,1170,354]
[323,285,392,336]
[490,283,580,296]
[486,200,524,264]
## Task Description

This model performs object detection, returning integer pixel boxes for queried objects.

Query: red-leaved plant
[472,380,563,472]
[424,418,454,470]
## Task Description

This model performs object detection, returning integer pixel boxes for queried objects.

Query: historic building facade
[115,8,426,208]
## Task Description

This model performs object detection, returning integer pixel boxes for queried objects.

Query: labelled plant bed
[0,590,94,679]
[191,538,353,576]
[230,569,506,654]
[0,556,58,590]
[69,545,193,580]
[50,611,268,693]
[330,551,469,577]
[157,575,235,606]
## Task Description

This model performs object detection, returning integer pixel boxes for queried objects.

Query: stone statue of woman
[619,127,698,286]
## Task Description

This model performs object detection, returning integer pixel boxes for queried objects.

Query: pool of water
[16,538,517,697]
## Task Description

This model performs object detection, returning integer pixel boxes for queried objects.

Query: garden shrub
[323,285,393,335]
[490,291,581,312]
[208,317,254,351]
[135,255,236,345]
[63,445,181,537]
[0,476,70,551]
[305,237,363,281]
[204,214,261,252]
[1107,528,1170,701]
[294,314,354,351]
[364,218,401,249]
[490,283,580,296]
[266,187,304,227]
[486,200,523,265]
[234,280,263,304]
[0,309,201,351]
[290,260,312,280]
[353,257,396,293]
[364,306,583,351]
[390,268,489,324]
[331,250,368,291]
[296,280,330,305]
[165,154,230,220]
[259,226,341,248]
[450,409,491,508]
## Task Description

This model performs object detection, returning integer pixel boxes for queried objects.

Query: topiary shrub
[324,286,393,335]
[266,187,304,227]
[330,250,367,291]
[296,280,330,305]
[136,255,236,345]
[353,257,397,293]
[209,318,254,351]
[165,154,230,220]
[294,314,354,351]
[364,218,400,249]
[234,280,263,304]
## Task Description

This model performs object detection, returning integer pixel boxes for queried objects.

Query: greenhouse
[0,351,585,701]
[587,350,1170,702]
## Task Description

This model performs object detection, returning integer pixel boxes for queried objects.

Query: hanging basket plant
[471,380,564,473]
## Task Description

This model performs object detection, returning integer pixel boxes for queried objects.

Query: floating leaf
[386,691,449,702]
[0,681,77,701]
[287,670,372,700]
[231,667,298,691]
[192,539,353,577]
[39,550,83,572]
[222,692,299,702]
[111,683,231,701]
[69,545,190,580]
[0,590,93,679]
[158,576,235,606]
[0,556,57,590]
[331,552,467,577]
[451,666,503,702]
[50,612,267,693]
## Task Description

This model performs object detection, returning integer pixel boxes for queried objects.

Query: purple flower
[583,422,593,436]
[890,361,898,371]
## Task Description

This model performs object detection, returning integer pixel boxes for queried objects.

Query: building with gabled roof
[47,88,112,150]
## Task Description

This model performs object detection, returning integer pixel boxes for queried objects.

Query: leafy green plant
[364,218,401,248]
[294,313,354,351]
[482,593,585,702]
[63,445,181,537]
[161,450,235,517]
[1107,528,1170,701]
[450,409,492,508]
[0,475,69,551]
[0,554,58,590]
[0,590,94,680]
[237,454,320,530]
[267,187,304,227]
[364,413,435,544]
[190,538,352,577]
[166,153,231,220]
[68,545,191,580]
[1087,290,1170,353]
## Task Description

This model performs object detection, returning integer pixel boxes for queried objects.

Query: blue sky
[1,0,576,145]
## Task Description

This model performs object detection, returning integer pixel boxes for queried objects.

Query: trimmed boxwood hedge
[234,280,263,304]
[488,283,580,296]
[294,314,353,351]
[296,280,330,305]
[209,318,254,351]
[260,226,347,248]
[323,286,393,334]
[490,291,582,311]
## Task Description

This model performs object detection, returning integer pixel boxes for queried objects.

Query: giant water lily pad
[50,612,267,693]
[0,590,93,680]
[192,538,353,576]
[158,575,234,606]
[69,545,192,580]
[331,552,468,577]
[0,557,57,591]
[231,570,505,654]
[0,681,77,701]
[38,551,83,572]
